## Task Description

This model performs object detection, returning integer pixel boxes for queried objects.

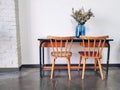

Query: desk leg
[106,42,110,76]
[43,48,44,65]
[42,47,45,76]
[40,43,42,78]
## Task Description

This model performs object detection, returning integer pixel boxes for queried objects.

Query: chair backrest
[80,35,109,58]
[48,36,75,57]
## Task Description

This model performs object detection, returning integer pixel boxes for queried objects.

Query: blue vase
[75,24,85,38]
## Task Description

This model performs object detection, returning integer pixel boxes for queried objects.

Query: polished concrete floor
[0,67,120,90]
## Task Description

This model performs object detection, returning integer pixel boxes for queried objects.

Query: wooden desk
[38,38,113,78]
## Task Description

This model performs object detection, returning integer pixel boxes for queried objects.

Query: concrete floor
[0,67,120,90]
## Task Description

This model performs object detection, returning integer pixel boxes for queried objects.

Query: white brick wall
[15,0,22,67]
[0,0,20,68]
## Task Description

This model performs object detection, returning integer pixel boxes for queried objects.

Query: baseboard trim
[0,64,119,71]
[20,64,40,68]
[20,64,120,69]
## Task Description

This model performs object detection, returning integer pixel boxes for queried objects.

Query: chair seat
[51,52,72,57]
[78,51,102,59]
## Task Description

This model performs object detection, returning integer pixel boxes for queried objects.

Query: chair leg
[97,59,104,80]
[50,57,55,79]
[82,58,86,79]
[67,58,71,80]
[78,55,82,71]
[94,58,97,71]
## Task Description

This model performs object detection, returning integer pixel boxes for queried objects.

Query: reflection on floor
[0,67,120,90]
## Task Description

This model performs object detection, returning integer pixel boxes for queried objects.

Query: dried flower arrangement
[71,8,94,25]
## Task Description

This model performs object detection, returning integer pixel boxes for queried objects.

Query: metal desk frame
[38,38,113,78]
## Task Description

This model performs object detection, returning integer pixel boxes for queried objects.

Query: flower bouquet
[71,8,94,25]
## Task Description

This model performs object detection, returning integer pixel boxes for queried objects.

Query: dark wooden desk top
[38,38,114,42]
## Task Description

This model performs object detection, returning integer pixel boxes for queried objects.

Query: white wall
[19,0,120,64]
[0,0,21,68]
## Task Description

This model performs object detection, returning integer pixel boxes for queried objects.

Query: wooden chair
[78,35,109,80]
[48,36,75,80]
